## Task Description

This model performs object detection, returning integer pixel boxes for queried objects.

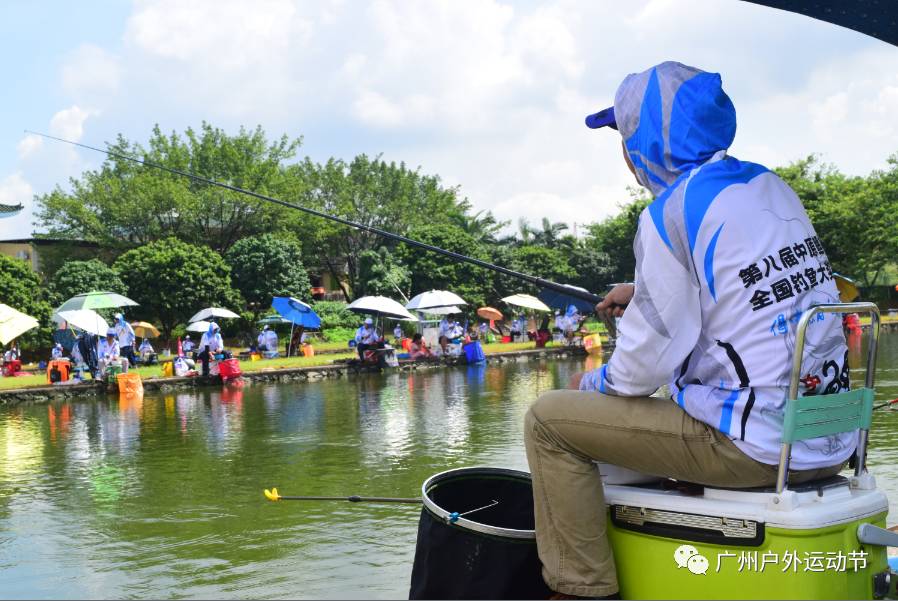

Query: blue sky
[2,0,897,240]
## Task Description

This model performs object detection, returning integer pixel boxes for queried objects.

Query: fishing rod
[873,398,898,412]
[263,488,499,524]
[264,488,419,503]
[27,131,605,307]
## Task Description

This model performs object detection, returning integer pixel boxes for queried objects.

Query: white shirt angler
[579,61,851,471]
[116,321,136,348]
[264,330,278,351]
[182,338,195,352]
[394,326,403,339]
[51,346,63,359]
[200,332,224,353]
[438,318,451,338]
[98,338,120,360]
[355,326,379,345]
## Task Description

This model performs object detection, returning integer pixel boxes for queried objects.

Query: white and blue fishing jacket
[580,62,851,470]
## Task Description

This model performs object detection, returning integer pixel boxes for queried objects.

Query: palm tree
[531,218,569,247]
[453,210,507,244]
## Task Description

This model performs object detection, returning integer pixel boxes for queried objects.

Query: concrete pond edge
[0,346,593,406]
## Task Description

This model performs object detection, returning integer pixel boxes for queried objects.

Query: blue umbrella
[537,285,596,314]
[272,297,321,357]
[271,297,321,329]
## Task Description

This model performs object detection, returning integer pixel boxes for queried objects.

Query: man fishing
[524,61,849,599]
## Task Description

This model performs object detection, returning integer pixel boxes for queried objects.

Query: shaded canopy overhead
[743,0,898,46]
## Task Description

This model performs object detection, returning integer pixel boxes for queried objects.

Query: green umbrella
[258,315,292,326]
[55,291,138,314]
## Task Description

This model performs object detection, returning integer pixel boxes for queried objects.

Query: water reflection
[0,341,894,599]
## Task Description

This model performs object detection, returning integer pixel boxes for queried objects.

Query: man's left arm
[581,211,702,396]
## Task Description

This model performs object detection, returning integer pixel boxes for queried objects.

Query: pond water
[1,334,897,599]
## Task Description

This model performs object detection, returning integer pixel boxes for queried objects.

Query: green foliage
[312,301,359,330]
[397,223,491,307]
[495,245,576,297]
[356,247,410,298]
[34,123,302,253]
[113,238,241,337]
[776,155,898,287]
[567,245,614,294]
[288,154,468,296]
[46,259,128,308]
[225,234,311,318]
[583,191,649,283]
[0,255,52,350]
[319,326,357,343]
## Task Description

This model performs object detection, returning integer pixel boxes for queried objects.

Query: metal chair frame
[776,302,881,493]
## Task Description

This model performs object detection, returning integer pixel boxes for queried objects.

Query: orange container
[47,360,71,384]
[116,372,144,395]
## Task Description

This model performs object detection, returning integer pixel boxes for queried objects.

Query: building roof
[0,203,23,216]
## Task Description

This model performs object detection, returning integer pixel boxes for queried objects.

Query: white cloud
[0,173,35,241]
[0,173,32,207]
[17,135,43,159]
[61,44,122,98]
[9,0,898,244]
[49,105,94,142]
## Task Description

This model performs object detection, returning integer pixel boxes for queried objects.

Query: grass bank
[0,340,574,391]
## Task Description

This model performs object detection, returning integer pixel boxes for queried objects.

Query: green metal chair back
[776,302,881,493]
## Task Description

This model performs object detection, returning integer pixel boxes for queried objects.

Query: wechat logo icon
[674,544,709,575]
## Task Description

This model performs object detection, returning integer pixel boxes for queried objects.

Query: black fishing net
[409,470,552,600]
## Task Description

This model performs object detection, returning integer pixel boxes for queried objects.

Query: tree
[225,234,311,320]
[289,154,469,298]
[583,192,649,283]
[355,247,410,299]
[0,255,52,350]
[568,245,614,294]
[113,238,241,338]
[396,223,491,307]
[46,259,128,308]
[495,245,576,297]
[776,155,898,288]
[450,208,507,244]
[34,123,302,253]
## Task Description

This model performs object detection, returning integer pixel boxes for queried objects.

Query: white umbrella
[188,307,240,323]
[54,309,110,336]
[405,290,467,311]
[501,294,551,312]
[187,320,212,333]
[347,296,417,321]
[0,304,39,345]
[418,306,463,316]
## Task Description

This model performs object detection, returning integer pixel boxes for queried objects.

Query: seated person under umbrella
[199,322,229,358]
[51,343,64,360]
[182,334,195,355]
[4,343,19,362]
[409,333,434,360]
[98,328,126,374]
[354,317,383,359]
[562,305,582,343]
[138,338,156,363]
[257,325,279,354]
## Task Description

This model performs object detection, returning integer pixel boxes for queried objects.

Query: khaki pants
[523,390,844,597]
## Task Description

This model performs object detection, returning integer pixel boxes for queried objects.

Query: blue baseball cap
[585,106,617,130]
